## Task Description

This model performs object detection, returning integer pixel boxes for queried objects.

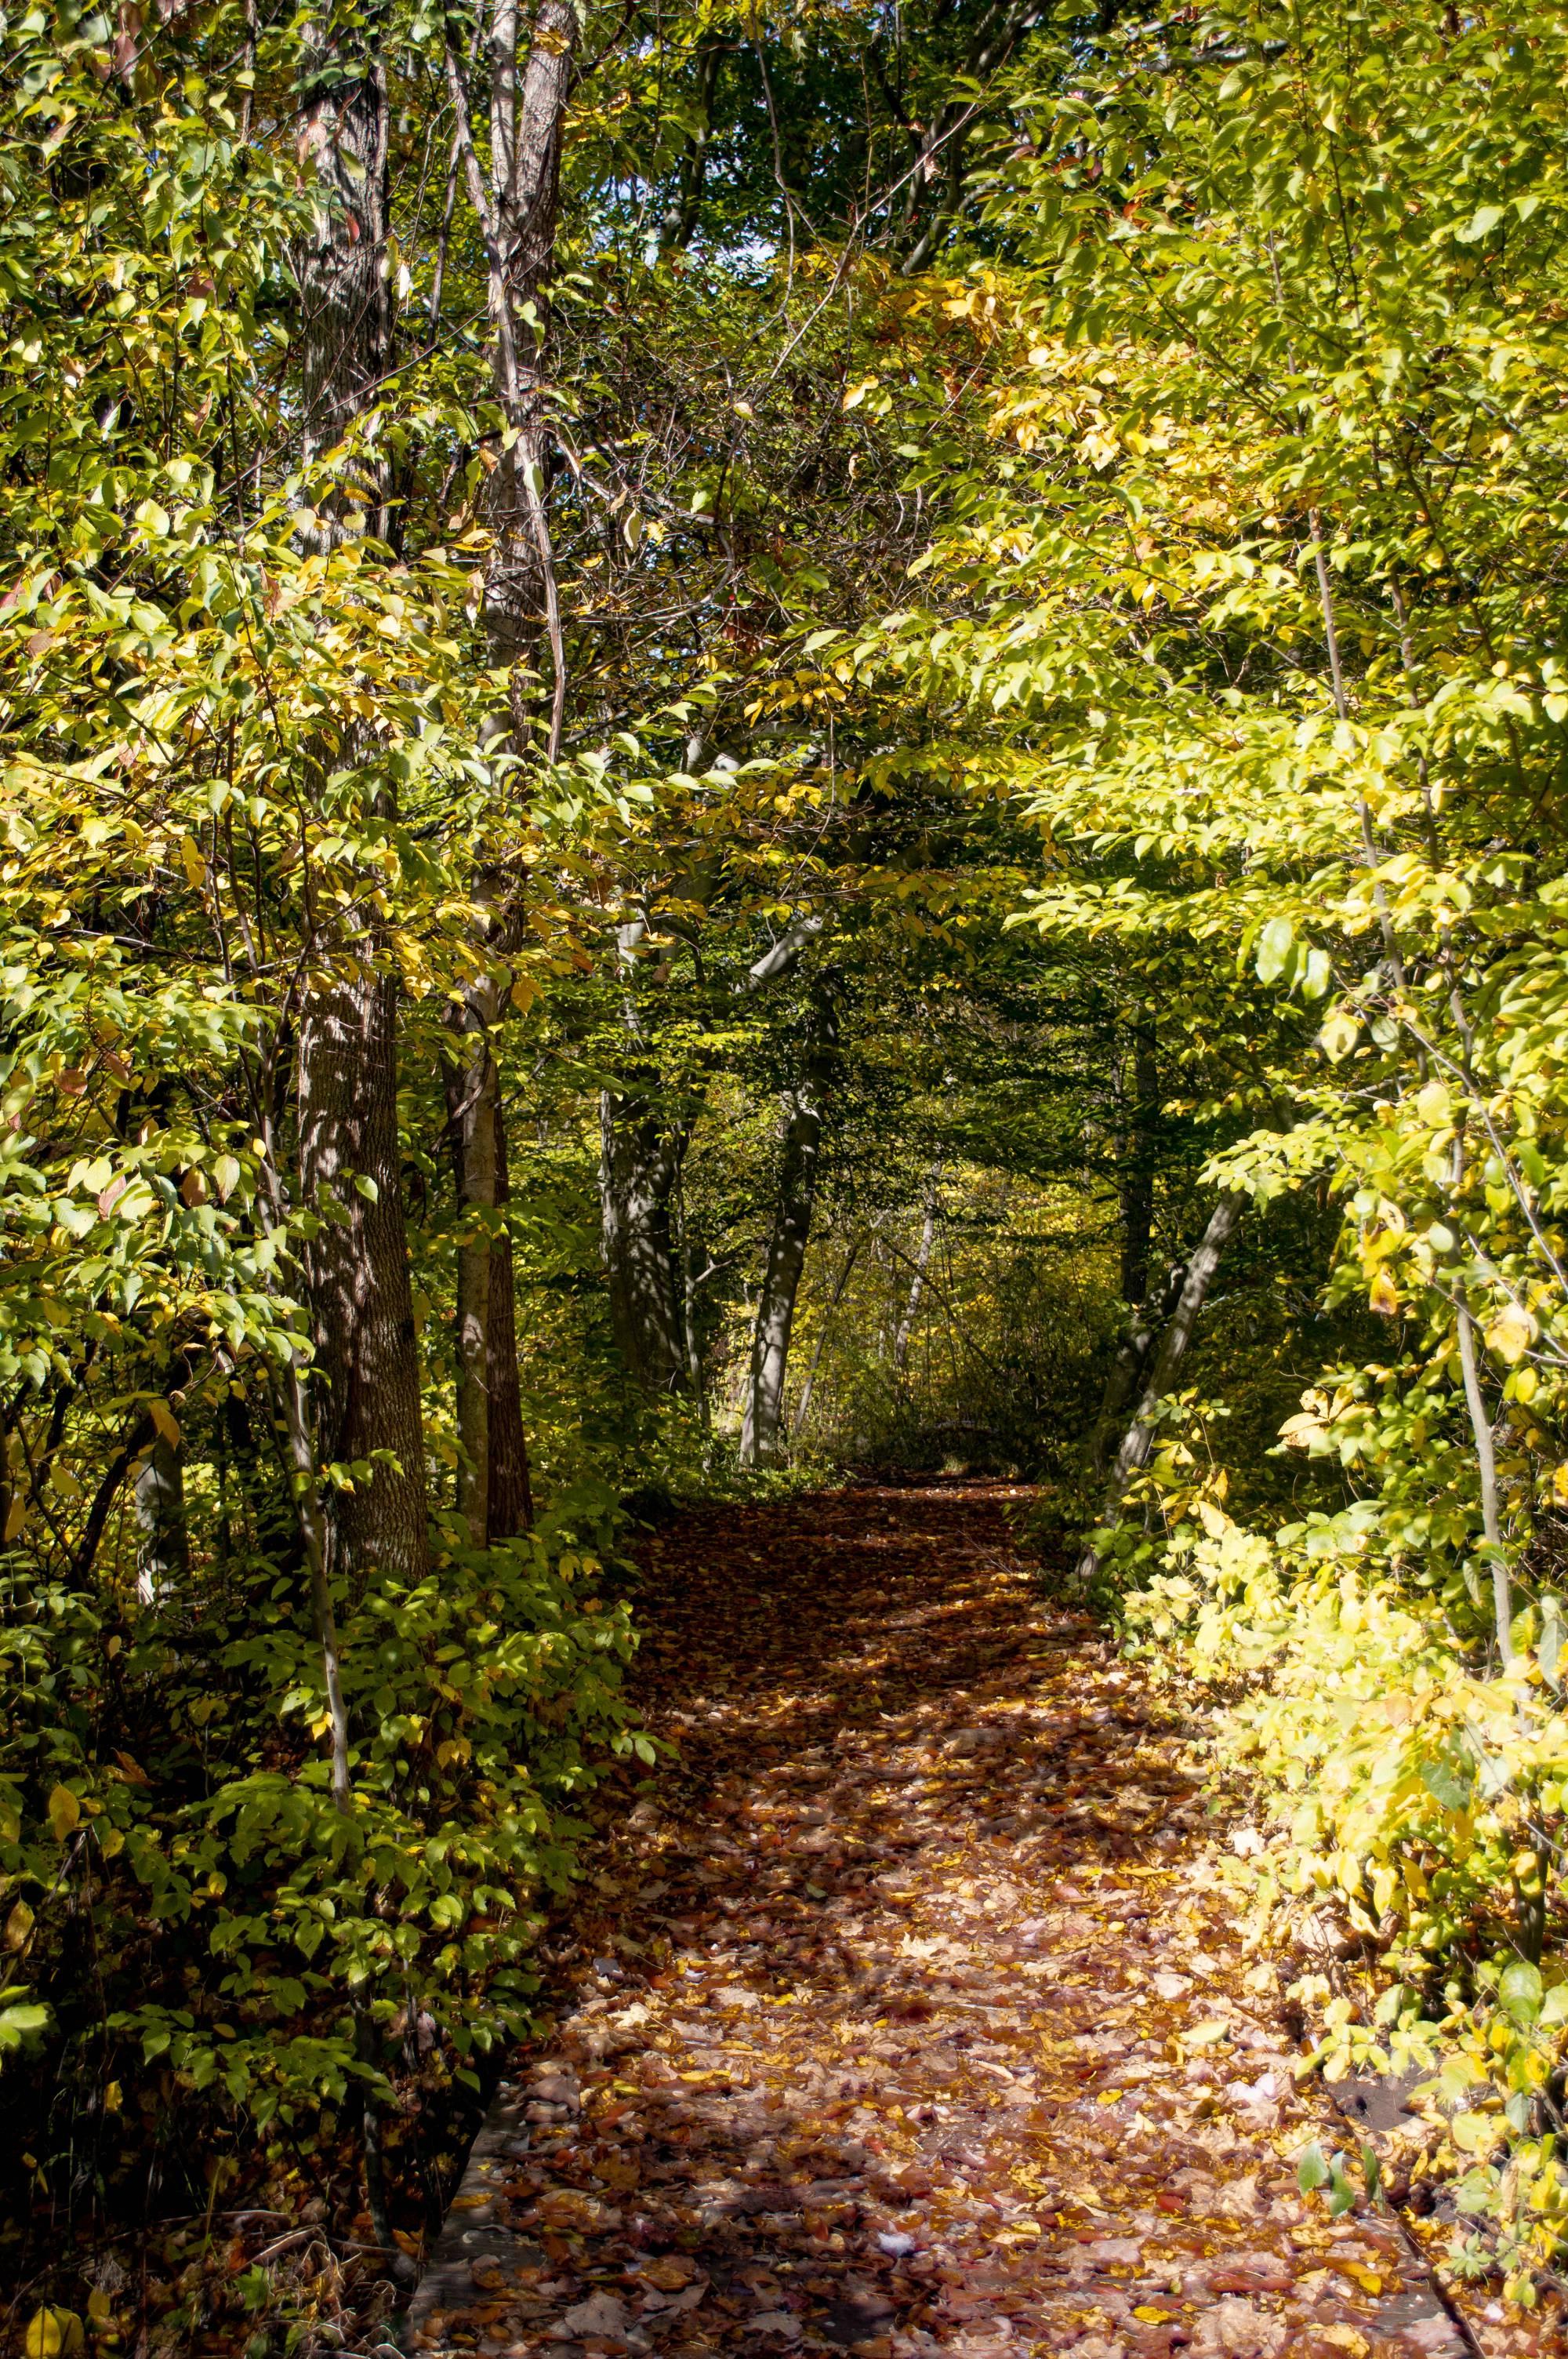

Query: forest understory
[11,0,1568,2349]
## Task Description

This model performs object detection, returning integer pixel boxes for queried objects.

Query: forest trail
[407,1482,1530,2359]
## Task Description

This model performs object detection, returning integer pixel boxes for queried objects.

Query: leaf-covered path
[408,1481,1538,2359]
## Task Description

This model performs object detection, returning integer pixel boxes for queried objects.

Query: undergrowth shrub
[1122,1502,1568,2301]
[0,1489,644,2275]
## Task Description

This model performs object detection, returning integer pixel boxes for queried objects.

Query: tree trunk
[793,1236,861,1441]
[447,1012,499,1547]
[1078,1194,1242,1582]
[488,1090,534,1536]
[299,967,429,1589]
[1087,1254,1189,1478]
[1118,1020,1158,1308]
[298,14,392,540]
[134,1430,188,1605]
[741,1084,823,1467]
[294,14,428,1595]
[893,1166,941,1371]
[600,1086,688,1394]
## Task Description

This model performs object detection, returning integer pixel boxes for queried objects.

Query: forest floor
[406,1478,1559,2359]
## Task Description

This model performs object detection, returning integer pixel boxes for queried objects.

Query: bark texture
[294,12,427,1593]
[298,11,392,538]
[446,998,533,1545]
[299,967,428,1588]
[600,1085,688,1396]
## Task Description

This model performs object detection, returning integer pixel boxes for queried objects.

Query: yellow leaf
[1322,2331,1370,2358]
[1134,2309,1175,2324]
[86,2292,113,2328]
[149,1399,180,1448]
[5,1898,35,1950]
[179,834,206,889]
[3,1496,25,1541]
[1368,1266,1399,1315]
[48,1784,81,1841]
[24,2310,84,2359]
[1486,1302,1537,1365]
[1552,1463,1568,1506]
[1343,2265,1381,2294]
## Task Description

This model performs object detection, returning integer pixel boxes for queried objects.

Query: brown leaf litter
[408,1478,1560,2359]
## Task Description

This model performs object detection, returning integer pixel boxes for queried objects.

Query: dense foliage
[7,0,1568,2339]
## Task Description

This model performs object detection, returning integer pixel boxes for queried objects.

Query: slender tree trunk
[1087,1255,1189,1478]
[446,980,500,1547]
[893,1166,941,1371]
[1119,1020,1158,1308]
[659,42,722,251]
[1078,1194,1242,1581]
[134,1431,188,1605]
[741,1085,823,1467]
[793,1236,861,1441]
[488,1101,534,1535]
[1455,1301,1516,1670]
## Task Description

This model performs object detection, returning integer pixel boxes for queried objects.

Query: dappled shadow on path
[410,1480,1541,2359]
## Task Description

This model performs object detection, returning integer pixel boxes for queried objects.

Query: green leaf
[1497,1961,1542,2029]
[1255,915,1294,984]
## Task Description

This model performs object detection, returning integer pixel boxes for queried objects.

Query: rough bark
[299,967,428,1589]
[298,10,392,540]
[446,0,579,747]
[294,13,428,1594]
[1078,1194,1243,1582]
[434,0,579,1507]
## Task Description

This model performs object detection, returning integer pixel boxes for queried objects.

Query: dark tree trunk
[487,1104,534,1536]
[659,42,722,252]
[299,968,429,1588]
[294,14,428,1593]
[1118,1020,1158,1308]
[600,1085,688,1396]
[298,12,392,538]
[435,0,580,1503]
[741,1085,823,1467]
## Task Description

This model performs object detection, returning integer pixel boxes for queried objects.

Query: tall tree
[295,5,430,1587]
